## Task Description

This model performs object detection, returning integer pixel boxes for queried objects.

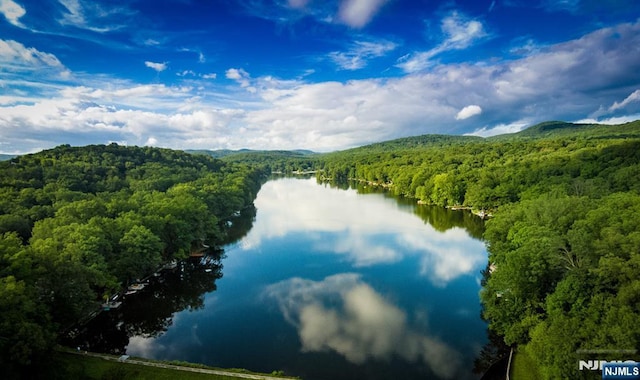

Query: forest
[314,120,640,379]
[0,144,267,375]
[1,120,639,379]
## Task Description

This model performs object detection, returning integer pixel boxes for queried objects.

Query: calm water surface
[74,177,489,380]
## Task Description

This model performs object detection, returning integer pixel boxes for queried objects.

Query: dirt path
[67,350,297,380]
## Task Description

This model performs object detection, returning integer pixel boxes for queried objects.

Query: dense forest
[0,144,267,375]
[315,120,640,379]
[2,121,639,378]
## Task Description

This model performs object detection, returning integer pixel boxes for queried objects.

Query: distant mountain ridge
[3,120,639,159]
[502,119,640,138]
[186,148,316,158]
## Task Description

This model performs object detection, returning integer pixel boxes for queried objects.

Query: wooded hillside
[317,120,640,379]
[0,144,267,375]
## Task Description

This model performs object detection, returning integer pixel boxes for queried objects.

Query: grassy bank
[510,348,541,380]
[30,350,299,380]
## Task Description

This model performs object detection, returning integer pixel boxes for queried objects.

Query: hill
[494,119,640,139]
[187,149,316,159]
[0,144,268,376]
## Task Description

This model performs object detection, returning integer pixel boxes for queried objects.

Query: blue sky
[1,0,640,153]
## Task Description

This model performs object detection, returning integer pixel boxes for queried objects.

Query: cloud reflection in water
[244,178,486,285]
[265,273,463,379]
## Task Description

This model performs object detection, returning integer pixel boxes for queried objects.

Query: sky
[1,0,640,154]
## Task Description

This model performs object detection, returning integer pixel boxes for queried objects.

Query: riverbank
[52,348,300,380]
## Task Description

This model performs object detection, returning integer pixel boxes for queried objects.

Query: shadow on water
[62,256,223,355]
[473,263,511,380]
[62,207,258,355]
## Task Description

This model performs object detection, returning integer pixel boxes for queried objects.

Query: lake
[70,177,490,380]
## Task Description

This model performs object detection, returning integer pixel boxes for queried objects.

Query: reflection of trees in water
[473,328,510,378]
[220,205,257,245]
[65,256,223,355]
[473,263,510,378]
[65,207,257,355]
[321,178,486,239]
[413,204,484,239]
[325,179,486,238]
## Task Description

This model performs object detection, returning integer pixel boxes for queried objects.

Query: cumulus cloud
[397,11,488,73]
[455,105,482,120]
[0,84,243,152]
[2,21,640,154]
[338,0,388,28]
[225,68,255,92]
[265,274,463,378]
[329,39,397,70]
[0,0,25,27]
[144,61,168,72]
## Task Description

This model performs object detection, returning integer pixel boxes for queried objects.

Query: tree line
[315,121,640,378]
[0,143,267,375]
[2,120,639,378]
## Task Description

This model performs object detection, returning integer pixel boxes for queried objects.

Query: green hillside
[0,144,268,377]
[315,120,640,379]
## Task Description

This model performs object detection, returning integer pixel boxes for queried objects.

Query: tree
[114,225,163,283]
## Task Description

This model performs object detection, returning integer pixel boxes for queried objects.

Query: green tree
[115,225,163,283]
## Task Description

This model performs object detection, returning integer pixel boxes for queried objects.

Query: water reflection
[64,256,223,354]
[64,178,488,380]
[245,178,486,285]
[265,273,463,379]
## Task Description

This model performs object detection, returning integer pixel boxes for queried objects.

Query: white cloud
[202,73,217,79]
[57,0,130,33]
[177,70,195,77]
[265,274,463,378]
[1,21,640,154]
[455,105,482,120]
[0,39,70,81]
[397,11,488,73]
[466,121,529,137]
[609,89,640,112]
[573,114,640,126]
[338,0,388,28]
[225,68,256,92]
[0,0,25,27]
[225,68,247,81]
[0,39,63,68]
[329,39,397,70]
[144,61,168,72]
[441,11,487,49]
